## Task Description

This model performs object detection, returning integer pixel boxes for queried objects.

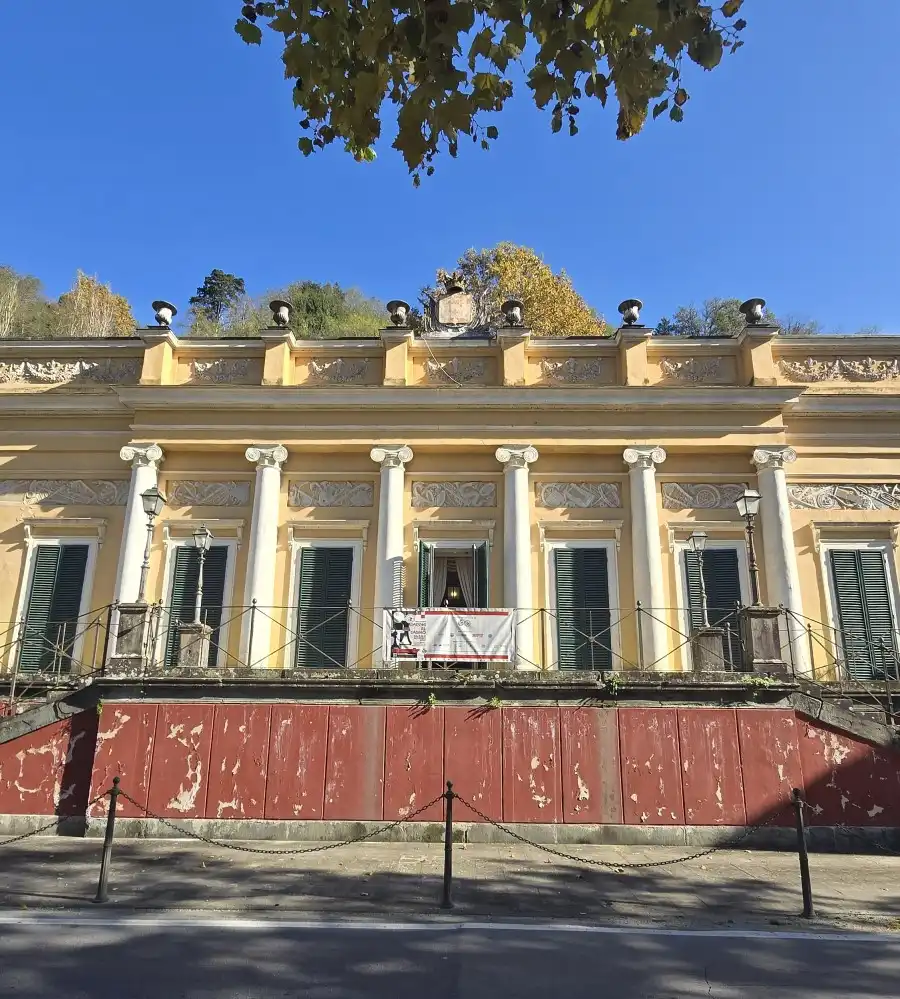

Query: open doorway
[418,542,489,608]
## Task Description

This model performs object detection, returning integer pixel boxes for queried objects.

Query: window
[827,546,899,681]
[551,545,614,670]
[18,542,91,673]
[683,547,744,669]
[417,542,489,608]
[162,545,229,669]
[294,545,355,668]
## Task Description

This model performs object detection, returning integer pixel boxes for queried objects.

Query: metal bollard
[93,777,121,904]
[441,781,455,910]
[791,788,815,919]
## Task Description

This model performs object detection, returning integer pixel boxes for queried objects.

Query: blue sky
[1,2,897,332]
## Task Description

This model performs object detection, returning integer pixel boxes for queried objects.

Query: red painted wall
[3,701,898,829]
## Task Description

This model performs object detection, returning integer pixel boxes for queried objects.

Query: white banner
[383,609,514,664]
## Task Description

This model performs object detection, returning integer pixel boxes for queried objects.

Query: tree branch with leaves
[236,0,748,182]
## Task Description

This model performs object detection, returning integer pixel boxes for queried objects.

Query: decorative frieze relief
[659,357,724,382]
[539,357,604,383]
[662,483,746,510]
[424,358,486,384]
[0,479,129,505]
[167,481,251,507]
[787,483,900,511]
[535,482,622,509]
[289,481,374,507]
[779,357,900,382]
[189,359,251,383]
[0,359,140,385]
[411,481,497,509]
[307,358,370,383]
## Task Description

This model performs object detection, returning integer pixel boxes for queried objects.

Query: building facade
[2,318,900,683]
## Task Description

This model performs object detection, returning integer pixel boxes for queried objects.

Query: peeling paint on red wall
[444,706,502,821]
[88,703,158,819]
[323,705,385,821]
[620,708,685,825]
[677,709,746,826]
[560,707,622,824]
[265,704,329,820]
[206,704,271,820]
[737,709,801,826]
[501,707,562,823]
[384,706,444,821]
[146,704,214,819]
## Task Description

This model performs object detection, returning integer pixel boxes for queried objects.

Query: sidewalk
[0,837,898,931]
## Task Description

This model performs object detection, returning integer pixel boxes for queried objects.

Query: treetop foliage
[655,298,822,338]
[236,0,749,180]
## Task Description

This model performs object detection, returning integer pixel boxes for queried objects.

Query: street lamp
[735,488,762,605]
[688,530,710,628]
[192,525,213,625]
[138,486,166,603]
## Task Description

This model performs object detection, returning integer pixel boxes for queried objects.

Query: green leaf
[486,125,499,139]
[721,0,743,15]
[504,22,526,52]
[298,137,314,155]
[670,105,684,122]
[652,98,669,119]
[234,19,263,45]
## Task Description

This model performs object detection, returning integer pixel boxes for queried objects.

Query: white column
[496,445,538,669]
[752,446,810,674]
[115,444,164,604]
[241,444,288,667]
[623,446,669,670]
[370,445,413,666]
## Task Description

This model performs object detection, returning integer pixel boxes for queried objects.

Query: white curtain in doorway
[432,555,449,607]
[456,556,475,608]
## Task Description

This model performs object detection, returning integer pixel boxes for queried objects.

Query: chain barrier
[117,788,446,856]
[0,793,108,848]
[452,791,771,871]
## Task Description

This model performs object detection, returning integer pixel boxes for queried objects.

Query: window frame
[674,538,751,672]
[156,536,238,669]
[820,538,900,678]
[543,538,621,672]
[416,538,491,608]
[11,535,100,673]
[286,538,364,669]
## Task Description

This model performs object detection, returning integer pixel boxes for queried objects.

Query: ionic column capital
[119,443,164,468]
[623,445,667,470]
[370,445,414,469]
[245,444,288,469]
[495,445,539,470]
[752,446,797,470]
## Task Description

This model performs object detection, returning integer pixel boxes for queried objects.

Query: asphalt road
[1,914,899,998]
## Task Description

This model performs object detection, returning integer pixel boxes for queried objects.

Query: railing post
[100,602,115,673]
[792,787,814,919]
[636,601,645,670]
[441,781,455,910]
[806,624,816,681]
[247,599,257,669]
[93,776,121,904]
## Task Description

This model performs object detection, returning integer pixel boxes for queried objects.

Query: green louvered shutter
[163,546,229,669]
[684,548,743,668]
[554,548,612,670]
[829,549,898,681]
[474,543,489,608]
[295,547,353,668]
[19,544,89,673]
[417,542,433,607]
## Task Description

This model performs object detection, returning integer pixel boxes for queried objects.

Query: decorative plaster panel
[0,479,129,505]
[167,481,251,507]
[0,359,140,385]
[659,357,724,382]
[424,358,486,384]
[308,358,370,383]
[787,483,900,511]
[189,359,251,383]
[779,357,900,382]
[535,482,621,508]
[289,481,374,507]
[662,483,746,510]
[539,357,604,383]
[411,481,497,509]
